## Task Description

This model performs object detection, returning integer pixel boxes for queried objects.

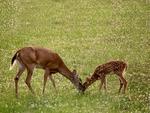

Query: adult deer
[82,61,127,93]
[10,47,83,97]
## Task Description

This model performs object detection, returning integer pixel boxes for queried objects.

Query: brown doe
[82,61,127,93]
[10,47,83,97]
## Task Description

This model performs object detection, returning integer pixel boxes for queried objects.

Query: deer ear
[79,78,82,83]
[72,69,77,75]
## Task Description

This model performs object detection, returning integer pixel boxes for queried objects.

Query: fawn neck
[83,75,97,89]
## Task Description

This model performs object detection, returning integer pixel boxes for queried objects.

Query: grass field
[0,0,149,113]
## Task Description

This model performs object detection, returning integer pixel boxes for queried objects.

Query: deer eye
[72,70,77,75]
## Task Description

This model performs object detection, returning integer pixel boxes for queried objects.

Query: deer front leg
[25,65,35,94]
[99,78,105,91]
[43,69,49,94]
[14,67,25,98]
[103,77,107,92]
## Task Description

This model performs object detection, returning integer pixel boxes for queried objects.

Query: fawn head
[79,76,92,92]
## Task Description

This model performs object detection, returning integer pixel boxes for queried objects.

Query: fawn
[10,47,83,97]
[82,61,127,93]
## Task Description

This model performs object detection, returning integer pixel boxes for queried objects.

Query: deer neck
[59,63,75,83]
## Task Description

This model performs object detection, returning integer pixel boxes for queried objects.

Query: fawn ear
[86,77,90,84]
[86,77,90,81]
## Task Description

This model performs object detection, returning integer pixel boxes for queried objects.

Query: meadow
[0,0,149,113]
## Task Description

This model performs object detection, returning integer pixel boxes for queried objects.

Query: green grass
[0,0,149,113]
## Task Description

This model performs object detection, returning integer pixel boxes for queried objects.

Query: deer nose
[78,85,85,92]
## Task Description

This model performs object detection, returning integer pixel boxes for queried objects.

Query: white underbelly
[35,64,43,69]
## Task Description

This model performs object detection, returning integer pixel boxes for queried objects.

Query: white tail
[9,60,17,70]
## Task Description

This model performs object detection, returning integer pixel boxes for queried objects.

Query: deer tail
[9,52,19,70]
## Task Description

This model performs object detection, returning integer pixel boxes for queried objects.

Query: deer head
[72,70,84,92]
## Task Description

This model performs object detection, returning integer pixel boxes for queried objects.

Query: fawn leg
[118,78,123,93]
[103,77,107,92]
[99,77,105,91]
[119,75,127,94]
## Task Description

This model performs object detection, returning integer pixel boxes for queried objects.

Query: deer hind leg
[43,69,49,94]
[14,65,25,98]
[25,65,35,94]
[118,72,127,94]
[118,78,123,93]
[49,74,57,92]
